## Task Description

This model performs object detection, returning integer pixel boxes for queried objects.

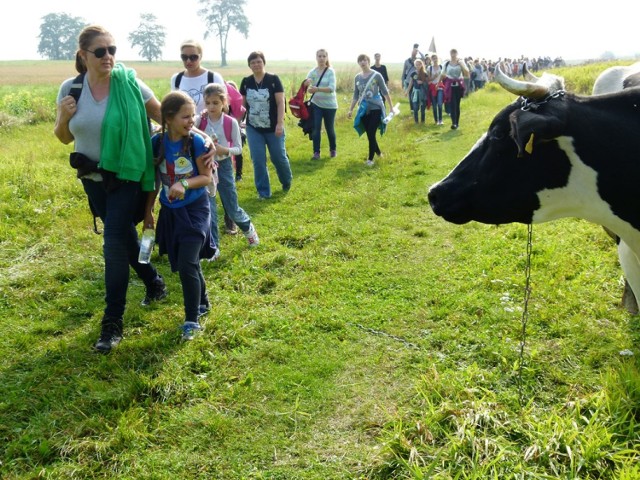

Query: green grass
[1,62,639,479]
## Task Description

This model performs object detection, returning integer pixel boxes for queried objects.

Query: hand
[202,143,216,169]
[143,212,155,230]
[347,110,353,119]
[62,94,77,118]
[168,182,185,202]
[275,123,284,137]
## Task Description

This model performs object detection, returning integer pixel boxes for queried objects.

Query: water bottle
[383,103,401,124]
[138,228,155,264]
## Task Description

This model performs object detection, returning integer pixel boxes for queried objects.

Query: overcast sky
[1,0,638,64]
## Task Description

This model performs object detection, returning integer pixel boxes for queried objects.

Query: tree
[38,13,86,60]
[198,0,250,67]
[128,13,166,62]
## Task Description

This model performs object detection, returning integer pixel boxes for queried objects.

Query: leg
[246,125,271,198]
[323,108,337,152]
[208,195,220,250]
[264,131,293,191]
[216,157,252,233]
[362,111,380,160]
[177,241,205,324]
[311,105,323,155]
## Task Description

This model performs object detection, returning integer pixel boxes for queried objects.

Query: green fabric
[99,63,155,191]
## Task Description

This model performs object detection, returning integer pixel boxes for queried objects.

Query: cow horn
[522,63,539,82]
[495,64,550,99]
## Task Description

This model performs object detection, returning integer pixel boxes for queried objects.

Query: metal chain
[347,322,421,350]
[517,224,534,407]
[520,90,565,111]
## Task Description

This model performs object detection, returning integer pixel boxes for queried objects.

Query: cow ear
[509,110,564,157]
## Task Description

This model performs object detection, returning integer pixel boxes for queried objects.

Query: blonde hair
[180,39,203,56]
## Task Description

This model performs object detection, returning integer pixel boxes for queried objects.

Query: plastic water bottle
[383,103,400,124]
[138,228,155,264]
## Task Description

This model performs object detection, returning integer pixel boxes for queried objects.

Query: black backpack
[174,71,214,89]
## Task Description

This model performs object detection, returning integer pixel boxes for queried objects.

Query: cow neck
[520,90,565,112]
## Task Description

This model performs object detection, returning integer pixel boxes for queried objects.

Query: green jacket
[99,63,155,191]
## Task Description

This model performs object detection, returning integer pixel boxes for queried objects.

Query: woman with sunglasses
[171,40,226,113]
[54,25,176,353]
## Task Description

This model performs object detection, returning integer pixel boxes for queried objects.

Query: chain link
[347,322,421,350]
[517,224,534,407]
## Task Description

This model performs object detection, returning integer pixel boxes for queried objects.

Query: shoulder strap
[174,71,184,89]
[69,72,86,102]
[198,113,208,131]
[208,71,214,84]
[222,114,233,148]
[188,131,196,161]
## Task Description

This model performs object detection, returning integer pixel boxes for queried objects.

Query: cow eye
[489,128,505,140]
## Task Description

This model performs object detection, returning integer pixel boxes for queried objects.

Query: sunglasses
[85,46,117,58]
[181,54,200,62]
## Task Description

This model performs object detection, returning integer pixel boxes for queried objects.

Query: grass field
[0,61,638,479]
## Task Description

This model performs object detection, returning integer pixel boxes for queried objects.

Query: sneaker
[312,152,320,160]
[330,150,337,158]
[244,223,260,247]
[224,216,238,235]
[94,316,123,354]
[235,174,243,182]
[181,321,202,341]
[365,159,375,167]
[141,275,168,306]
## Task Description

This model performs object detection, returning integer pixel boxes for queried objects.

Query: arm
[54,95,76,144]
[274,91,285,137]
[168,143,213,201]
[347,77,359,118]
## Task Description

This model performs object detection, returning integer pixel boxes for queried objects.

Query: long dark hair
[155,91,196,165]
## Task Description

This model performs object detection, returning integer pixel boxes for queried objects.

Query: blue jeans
[82,179,160,319]
[246,124,293,198]
[311,105,337,153]
[209,157,252,248]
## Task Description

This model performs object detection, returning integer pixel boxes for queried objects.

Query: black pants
[361,110,382,160]
[177,241,207,323]
[450,85,463,127]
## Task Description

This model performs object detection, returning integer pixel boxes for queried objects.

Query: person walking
[304,48,338,160]
[347,54,394,167]
[54,25,169,353]
[146,91,214,341]
[239,51,293,199]
[405,58,428,123]
[197,83,259,257]
[441,48,469,130]
[427,54,445,125]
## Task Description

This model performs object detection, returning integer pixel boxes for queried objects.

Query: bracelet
[180,179,189,190]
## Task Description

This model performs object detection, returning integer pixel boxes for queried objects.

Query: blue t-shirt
[153,132,208,208]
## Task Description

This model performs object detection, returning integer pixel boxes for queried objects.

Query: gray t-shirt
[352,70,388,112]
[57,75,155,163]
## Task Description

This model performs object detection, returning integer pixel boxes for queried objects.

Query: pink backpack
[226,83,246,122]
[198,113,234,147]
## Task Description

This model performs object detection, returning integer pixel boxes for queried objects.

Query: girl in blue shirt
[145,91,214,340]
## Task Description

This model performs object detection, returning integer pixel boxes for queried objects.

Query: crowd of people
[56,25,561,352]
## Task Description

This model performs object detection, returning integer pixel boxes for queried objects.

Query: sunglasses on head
[85,46,117,58]
[181,54,200,62]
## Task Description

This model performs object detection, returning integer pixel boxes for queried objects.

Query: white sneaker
[206,250,221,262]
[244,223,259,247]
[365,159,374,167]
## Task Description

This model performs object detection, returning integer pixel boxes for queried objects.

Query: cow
[428,65,640,312]
[592,61,640,95]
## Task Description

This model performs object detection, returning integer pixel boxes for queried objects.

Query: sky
[1,0,638,65]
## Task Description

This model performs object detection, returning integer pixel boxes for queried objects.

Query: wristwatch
[180,179,189,190]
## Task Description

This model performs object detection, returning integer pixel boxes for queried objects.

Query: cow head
[428,66,573,225]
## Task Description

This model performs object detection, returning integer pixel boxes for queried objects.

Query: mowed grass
[0,61,639,479]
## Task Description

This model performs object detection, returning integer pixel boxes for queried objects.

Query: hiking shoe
[312,152,320,160]
[244,223,260,247]
[181,321,202,341]
[224,216,238,235]
[141,275,168,306]
[94,316,123,354]
[330,150,337,158]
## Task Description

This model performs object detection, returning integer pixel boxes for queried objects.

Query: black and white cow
[428,66,640,311]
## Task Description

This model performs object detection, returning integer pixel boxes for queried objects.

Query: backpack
[174,71,246,122]
[198,113,234,148]
[288,81,310,120]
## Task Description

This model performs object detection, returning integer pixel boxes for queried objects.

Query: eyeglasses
[85,46,117,58]
[181,54,200,62]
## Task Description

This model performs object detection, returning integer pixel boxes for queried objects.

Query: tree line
[37,0,249,65]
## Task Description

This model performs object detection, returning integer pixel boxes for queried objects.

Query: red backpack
[288,81,309,120]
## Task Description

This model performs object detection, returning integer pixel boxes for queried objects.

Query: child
[197,83,259,258]
[145,91,215,340]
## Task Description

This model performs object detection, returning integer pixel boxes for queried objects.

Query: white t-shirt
[170,69,226,112]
